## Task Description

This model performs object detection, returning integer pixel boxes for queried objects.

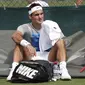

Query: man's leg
[48,39,71,80]
[7,44,31,81]
[48,39,66,62]
[7,45,23,80]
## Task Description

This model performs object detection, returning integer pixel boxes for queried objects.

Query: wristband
[20,39,30,47]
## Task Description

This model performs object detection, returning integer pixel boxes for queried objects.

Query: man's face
[30,10,44,25]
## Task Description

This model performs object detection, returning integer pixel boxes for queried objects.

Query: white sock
[10,62,19,72]
[12,62,19,68]
[59,61,66,69]
[10,62,19,74]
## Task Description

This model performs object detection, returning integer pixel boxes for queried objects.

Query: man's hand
[26,44,36,57]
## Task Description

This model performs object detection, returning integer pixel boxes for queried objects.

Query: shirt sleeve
[17,25,25,35]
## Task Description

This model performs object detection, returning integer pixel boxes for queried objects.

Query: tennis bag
[11,60,53,83]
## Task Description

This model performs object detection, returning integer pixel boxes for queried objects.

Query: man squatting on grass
[7,3,71,81]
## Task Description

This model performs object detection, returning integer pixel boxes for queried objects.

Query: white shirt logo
[16,64,38,79]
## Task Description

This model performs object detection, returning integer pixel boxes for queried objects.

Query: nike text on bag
[11,60,53,83]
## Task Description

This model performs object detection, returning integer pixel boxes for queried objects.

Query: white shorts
[31,52,49,61]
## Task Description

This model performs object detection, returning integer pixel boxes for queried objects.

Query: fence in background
[0,0,85,7]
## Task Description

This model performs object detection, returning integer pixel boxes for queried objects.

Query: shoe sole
[61,77,71,80]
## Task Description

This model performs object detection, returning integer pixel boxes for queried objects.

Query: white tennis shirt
[39,20,65,52]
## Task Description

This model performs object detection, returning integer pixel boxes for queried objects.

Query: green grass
[0,78,85,85]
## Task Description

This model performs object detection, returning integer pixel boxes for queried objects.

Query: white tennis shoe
[60,67,71,80]
[59,61,71,80]
[7,68,14,81]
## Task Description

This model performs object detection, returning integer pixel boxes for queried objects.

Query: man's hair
[28,3,42,11]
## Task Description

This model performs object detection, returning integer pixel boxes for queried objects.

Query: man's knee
[56,39,65,47]
[14,44,23,51]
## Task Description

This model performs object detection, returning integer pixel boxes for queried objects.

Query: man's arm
[12,30,36,56]
[12,31,23,44]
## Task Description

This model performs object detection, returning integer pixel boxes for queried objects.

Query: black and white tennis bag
[11,60,53,83]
